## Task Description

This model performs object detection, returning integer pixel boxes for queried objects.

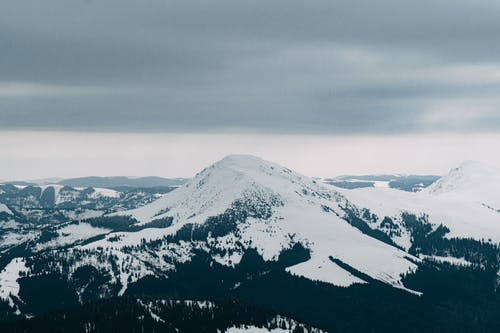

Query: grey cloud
[0,0,500,134]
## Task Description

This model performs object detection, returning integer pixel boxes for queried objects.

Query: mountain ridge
[1,155,499,331]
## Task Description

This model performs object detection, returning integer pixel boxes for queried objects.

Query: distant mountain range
[3,176,188,189]
[58,176,189,189]
[4,174,437,192]
[324,174,441,192]
[0,156,499,332]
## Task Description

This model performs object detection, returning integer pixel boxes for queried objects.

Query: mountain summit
[115,154,417,290]
[425,161,500,210]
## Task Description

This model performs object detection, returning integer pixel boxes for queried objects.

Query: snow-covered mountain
[112,154,417,289]
[324,174,440,192]
[0,183,175,256]
[1,155,499,327]
[0,155,420,314]
[425,161,500,211]
[58,176,188,189]
[337,161,500,246]
[0,183,172,221]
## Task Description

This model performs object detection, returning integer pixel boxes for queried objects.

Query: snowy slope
[226,327,289,333]
[0,203,13,215]
[0,258,27,311]
[113,155,417,290]
[89,187,120,199]
[34,223,111,251]
[425,161,500,211]
[336,161,500,244]
[38,185,77,205]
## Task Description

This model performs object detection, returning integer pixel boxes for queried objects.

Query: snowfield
[226,327,289,333]
[425,161,500,210]
[35,223,111,251]
[419,254,472,266]
[0,258,27,309]
[336,161,500,244]
[0,203,13,215]
[286,256,366,287]
[0,231,38,252]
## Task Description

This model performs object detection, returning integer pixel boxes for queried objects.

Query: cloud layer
[1,0,500,133]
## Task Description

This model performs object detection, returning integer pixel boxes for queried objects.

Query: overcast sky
[1,0,499,179]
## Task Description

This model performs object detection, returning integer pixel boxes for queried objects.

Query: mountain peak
[125,154,315,226]
[191,154,307,195]
[425,161,500,209]
[211,154,283,173]
[427,161,497,193]
[217,154,264,164]
[451,160,493,175]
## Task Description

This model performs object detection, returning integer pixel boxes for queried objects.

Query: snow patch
[420,255,472,266]
[35,223,111,251]
[286,256,366,287]
[226,327,289,333]
[90,188,120,199]
[0,257,27,307]
[0,203,13,215]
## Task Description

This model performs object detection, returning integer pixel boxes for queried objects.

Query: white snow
[286,256,366,287]
[425,161,500,211]
[137,299,165,322]
[1,231,38,251]
[39,185,120,204]
[35,223,111,251]
[420,255,472,266]
[270,203,417,290]
[324,178,390,188]
[0,203,13,215]
[0,220,21,230]
[81,223,182,249]
[55,185,78,204]
[226,327,289,333]
[89,188,120,199]
[65,209,104,221]
[372,180,390,188]
[337,162,500,243]
[0,257,27,307]
[225,314,325,333]
[59,223,110,240]
[213,251,244,267]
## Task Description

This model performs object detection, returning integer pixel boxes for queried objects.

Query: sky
[1,0,499,179]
